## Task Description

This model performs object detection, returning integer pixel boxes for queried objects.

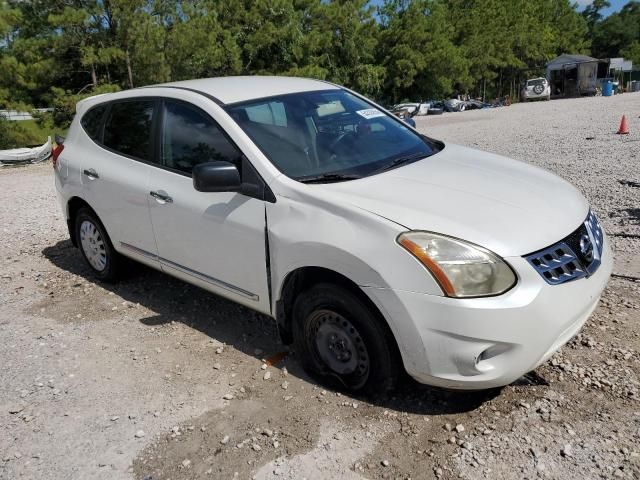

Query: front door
[148,99,270,313]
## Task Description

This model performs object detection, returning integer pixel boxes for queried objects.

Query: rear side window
[103,100,155,161]
[162,100,242,174]
[81,105,107,142]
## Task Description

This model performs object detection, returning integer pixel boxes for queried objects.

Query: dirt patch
[1,93,639,480]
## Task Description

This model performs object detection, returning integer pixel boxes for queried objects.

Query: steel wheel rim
[79,220,107,271]
[308,309,370,382]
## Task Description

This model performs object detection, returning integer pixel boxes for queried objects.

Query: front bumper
[364,237,613,390]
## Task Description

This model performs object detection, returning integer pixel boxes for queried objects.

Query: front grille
[585,210,604,272]
[525,211,604,285]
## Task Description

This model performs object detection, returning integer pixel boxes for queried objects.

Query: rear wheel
[75,207,120,282]
[292,283,400,394]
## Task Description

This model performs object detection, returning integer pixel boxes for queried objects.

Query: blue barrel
[603,81,613,97]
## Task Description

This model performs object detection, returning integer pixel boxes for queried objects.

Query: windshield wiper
[371,153,429,174]
[298,173,362,184]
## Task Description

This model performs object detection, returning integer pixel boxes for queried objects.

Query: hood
[318,144,588,257]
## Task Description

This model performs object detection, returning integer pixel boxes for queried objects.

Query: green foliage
[18,118,66,144]
[49,84,121,129]
[165,1,243,80]
[0,0,636,138]
[0,118,38,148]
[583,0,611,34]
[0,116,69,149]
[621,40,640,66]
[378,0,469,101]
[592,1,640,59]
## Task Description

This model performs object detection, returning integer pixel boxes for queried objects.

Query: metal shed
[546,54,609,98]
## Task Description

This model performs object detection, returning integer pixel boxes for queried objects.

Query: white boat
[0,137,52,166]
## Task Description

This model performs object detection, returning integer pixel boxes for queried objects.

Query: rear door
[147,98,270,312]
[80,99,159,267]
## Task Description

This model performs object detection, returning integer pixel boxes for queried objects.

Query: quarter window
[103,100,154,161]
[81,105,108,142]
[162,101,242,174]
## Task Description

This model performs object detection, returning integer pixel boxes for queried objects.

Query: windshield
[226,89,438,182]
[527,79,546,86]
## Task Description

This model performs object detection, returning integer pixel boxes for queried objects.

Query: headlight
[397,231,516,298]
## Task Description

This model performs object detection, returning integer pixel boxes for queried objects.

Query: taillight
[52,144,64,168]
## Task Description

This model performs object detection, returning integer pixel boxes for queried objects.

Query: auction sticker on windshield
[356,108,386,120]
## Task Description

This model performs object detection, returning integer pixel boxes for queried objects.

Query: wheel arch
[66,196,97,247]
[275,266,398,354]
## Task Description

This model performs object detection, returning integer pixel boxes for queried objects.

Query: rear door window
[161,100,242,175]
[81,105,108,142]
[103,100,155,161]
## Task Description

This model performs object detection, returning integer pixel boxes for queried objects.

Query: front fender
[266,193,444,361]
[267,194,443,302]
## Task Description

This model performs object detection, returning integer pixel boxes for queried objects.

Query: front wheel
[75,207,121,282]
[292,283,400,395]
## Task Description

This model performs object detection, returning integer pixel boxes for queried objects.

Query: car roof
[75,76,343,114]
[153,76,339,105]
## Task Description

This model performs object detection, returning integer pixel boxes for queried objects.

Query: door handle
[83,169,99,180]
[150,190,173,204]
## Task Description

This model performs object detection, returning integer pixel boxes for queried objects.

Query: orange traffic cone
[617,115,629,134]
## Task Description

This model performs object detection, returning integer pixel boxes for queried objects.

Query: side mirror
[193,161,241,193]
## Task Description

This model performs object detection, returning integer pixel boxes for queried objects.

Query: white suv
[53,76,611,393]
[521,77,551,101]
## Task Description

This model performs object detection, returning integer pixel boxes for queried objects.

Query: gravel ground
[1,92,639,480]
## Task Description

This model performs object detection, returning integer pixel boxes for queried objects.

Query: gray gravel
[1,93,639,480]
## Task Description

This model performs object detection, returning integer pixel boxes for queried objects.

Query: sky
[574,0,627,16]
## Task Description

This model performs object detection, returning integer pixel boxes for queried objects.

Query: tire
[75,207,121,282]
[292,283,401,395]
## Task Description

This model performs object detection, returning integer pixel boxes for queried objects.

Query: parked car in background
[392,102,429,116]
[444,98,467,112]
[390,108,417,127]
[54,76,611,394]
[521,78,551,101]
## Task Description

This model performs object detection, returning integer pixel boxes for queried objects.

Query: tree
[582,0,611,34]
[621,40,640,65]
[378,0,468,102]
[0,0,634,133]
[165,1,242,80]
[47,2,109,88]
[592,1,640,59]
[302,0,384,97]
